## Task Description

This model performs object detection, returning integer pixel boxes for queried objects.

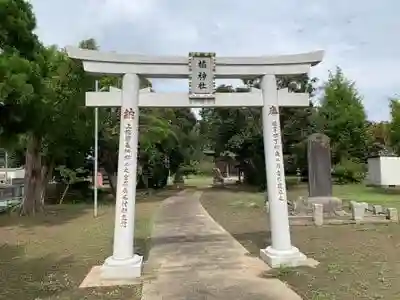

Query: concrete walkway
[141,190,302,300]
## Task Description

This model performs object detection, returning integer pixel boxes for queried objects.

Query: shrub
[194,158,215,176]
[332,159,366,184]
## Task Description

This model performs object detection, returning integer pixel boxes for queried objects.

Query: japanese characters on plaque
[188,52,216,99]
[271,109,285,202]
[120,107,135,228]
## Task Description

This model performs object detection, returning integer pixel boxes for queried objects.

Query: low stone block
[351,202,365,221]
[265,202,270,213]
[386,208,399,222]
[312,203,323,226]
[349,200,357,210]
[373,205,383,215]
[307,196,342,213]
[360,202,369,211]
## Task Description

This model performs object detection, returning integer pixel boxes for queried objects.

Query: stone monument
[308,133,332,196]
[307,133,341,212]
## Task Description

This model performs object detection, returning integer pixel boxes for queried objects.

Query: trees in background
[2,0,400,213]
[76,38,201,192]
[0,0,93,214]
[315,67,370,183]
[389,99,400,155]
[200,74,316,188]
[0,1,200,214]
[316,67,369,165]
[202,68,396,186]
[368,120,392,156]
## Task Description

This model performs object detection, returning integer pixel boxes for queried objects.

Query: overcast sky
[30,0,399,121]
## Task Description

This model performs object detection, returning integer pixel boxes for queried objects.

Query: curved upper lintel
[66,47,324,67]
[66,47,323,77]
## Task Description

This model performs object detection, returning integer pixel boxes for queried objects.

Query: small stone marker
[307,196,342,213]
[351,202,365,222]
[265,201,270,213]
[312,203,324,226]
[386,208,399,222]
[373,205,383,215]
[351,201,368,212]
[360,202,369,212]
[368,204,374,212]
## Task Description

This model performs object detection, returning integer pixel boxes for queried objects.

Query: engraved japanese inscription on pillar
[270,107,286,201]
[188,52,216,99]
[120,108,135,228]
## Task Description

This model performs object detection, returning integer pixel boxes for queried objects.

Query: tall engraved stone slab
[188,52,216,99]
[307,133,332,197]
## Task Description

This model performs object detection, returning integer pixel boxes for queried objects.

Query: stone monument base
[260,246,310,268]
[100,255,143,280]
[307,196,342,213]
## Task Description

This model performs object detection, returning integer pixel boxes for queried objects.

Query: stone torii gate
[67,47,324,280]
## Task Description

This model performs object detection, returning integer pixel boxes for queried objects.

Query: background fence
[0,178,24,212]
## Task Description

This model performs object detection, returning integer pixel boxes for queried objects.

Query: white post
[101,73,143,279]
[94,80,99,218]
[5,151,8,184]
[259,74,307,267]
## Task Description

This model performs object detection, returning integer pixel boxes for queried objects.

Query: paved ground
[141,190,302,300]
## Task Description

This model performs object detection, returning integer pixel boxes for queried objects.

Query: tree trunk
[40,161,54,206]
[21,135,43,216]
[99,149,118,197]
[103,164,117,197]
[109,173,117,196]
[59,183,69,205]
[173,167,185,184]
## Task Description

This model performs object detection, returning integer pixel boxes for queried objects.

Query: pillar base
[260,246,307,268]
[100,254,143,280]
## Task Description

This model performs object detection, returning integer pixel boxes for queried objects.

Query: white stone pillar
[259,74,307,268]
[101,73,143,279]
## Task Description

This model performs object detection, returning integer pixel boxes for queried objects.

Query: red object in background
[97,172,103,187]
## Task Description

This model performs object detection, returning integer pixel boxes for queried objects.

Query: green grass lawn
[201,182,400,300]
[184,175,213,188]
[333,184,400,208]
[0,188,178,300]
[241,179,400,209]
